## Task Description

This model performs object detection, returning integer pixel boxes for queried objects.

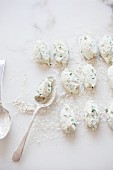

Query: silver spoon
[0,60,11,139]
[12,76,56,162]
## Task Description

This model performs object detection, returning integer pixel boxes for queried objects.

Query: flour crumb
[12,97,36,114]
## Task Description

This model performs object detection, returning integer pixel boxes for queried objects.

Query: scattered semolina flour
[12,97,36,114]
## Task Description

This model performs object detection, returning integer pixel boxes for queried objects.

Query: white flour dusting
[12,97,36,114]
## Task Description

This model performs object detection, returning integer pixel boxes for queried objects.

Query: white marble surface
[0,0,113,169]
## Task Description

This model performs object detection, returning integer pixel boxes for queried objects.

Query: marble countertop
[0,0,113,170]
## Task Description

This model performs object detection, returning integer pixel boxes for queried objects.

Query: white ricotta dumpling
[61,68,79,95]
[60,104,77,134]
[107,102,113,130]
[53,41,69,65]
[83,64,97,90]
[79,34,97,60]
[34,40,50,65]
[84,100,99,130]
[36,78,52,98]
[107,65,113,88]
[99,35,113,64]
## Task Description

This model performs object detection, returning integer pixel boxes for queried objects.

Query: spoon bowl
[0,60,11,139]
[34,76,56,106]
[0,105,11,139]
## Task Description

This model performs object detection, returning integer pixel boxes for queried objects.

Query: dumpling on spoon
[35,77,56,104]
[36,78,52,98]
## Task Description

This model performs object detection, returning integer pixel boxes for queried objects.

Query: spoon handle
[12,106,40,162]
[0,60,5,104]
